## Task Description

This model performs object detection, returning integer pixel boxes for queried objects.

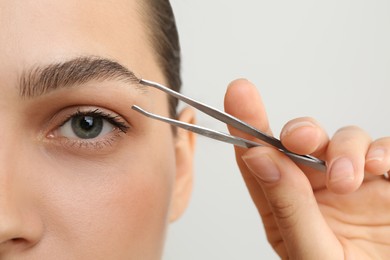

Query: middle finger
[326,126,371,194]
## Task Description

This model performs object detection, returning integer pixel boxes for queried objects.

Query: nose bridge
[0,124,43,250]
[0,179,24,241]
[0,129,21,234]
[0,119,20,188]
[0,130,25,240]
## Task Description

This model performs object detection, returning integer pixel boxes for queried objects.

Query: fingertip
[242,147,282,184]
[325,126,371,194]
[224,78,260,112]
[224,78,271,136]
[326,157,364,194]
[365,141,390,175]
[280,118,323,155]
[227,78,252,88]
[242,146,312,192]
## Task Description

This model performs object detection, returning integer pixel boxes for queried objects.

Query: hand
[224,79,390,259]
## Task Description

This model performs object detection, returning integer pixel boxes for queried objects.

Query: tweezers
[132,79,327,172]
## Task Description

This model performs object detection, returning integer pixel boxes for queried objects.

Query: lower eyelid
[46,130,126,155]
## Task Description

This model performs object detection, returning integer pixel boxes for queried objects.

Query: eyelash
[49,108,130,151]
[60,108,130,134]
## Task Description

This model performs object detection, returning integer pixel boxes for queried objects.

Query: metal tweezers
[132,79,327,172]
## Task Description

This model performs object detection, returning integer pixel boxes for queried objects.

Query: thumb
[242,146,343,259]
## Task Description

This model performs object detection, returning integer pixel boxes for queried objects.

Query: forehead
[0,0,158,86]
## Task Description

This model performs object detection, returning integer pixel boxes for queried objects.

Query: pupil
[71,115,103,139]
[80,116,94,130]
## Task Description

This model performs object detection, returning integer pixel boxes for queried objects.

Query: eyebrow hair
[19,56,141,98]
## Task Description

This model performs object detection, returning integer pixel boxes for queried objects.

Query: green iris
[71,115,103,139]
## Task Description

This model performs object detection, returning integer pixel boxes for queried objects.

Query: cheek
[23,125,176,258]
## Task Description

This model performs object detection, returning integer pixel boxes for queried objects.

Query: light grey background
[164,1,390,259]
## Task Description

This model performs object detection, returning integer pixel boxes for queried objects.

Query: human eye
[47,107,130,151]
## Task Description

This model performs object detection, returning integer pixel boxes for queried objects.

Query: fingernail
[366,148,385,162]
[329,157,355,183]
[242,154,281,183]
[281,121,316,138]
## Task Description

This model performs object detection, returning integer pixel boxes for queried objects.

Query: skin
[0,0,195,259]
[224,79,390,259]
[1,0,389,259]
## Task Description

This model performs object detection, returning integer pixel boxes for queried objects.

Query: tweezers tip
[131,104,141,111]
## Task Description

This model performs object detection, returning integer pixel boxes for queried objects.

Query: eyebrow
[19,56,142,98]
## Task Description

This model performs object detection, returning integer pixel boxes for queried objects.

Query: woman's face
[0,0,194,259]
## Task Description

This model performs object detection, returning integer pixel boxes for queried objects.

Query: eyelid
[47,106,131,132]
[44,106,131,154]
[58,108,130,133]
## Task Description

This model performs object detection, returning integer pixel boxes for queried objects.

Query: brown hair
[141,0,181,118]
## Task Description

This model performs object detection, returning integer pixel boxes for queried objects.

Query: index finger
[223,79,276,235]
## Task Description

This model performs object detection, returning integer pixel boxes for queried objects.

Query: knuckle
[270,197,300,230]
